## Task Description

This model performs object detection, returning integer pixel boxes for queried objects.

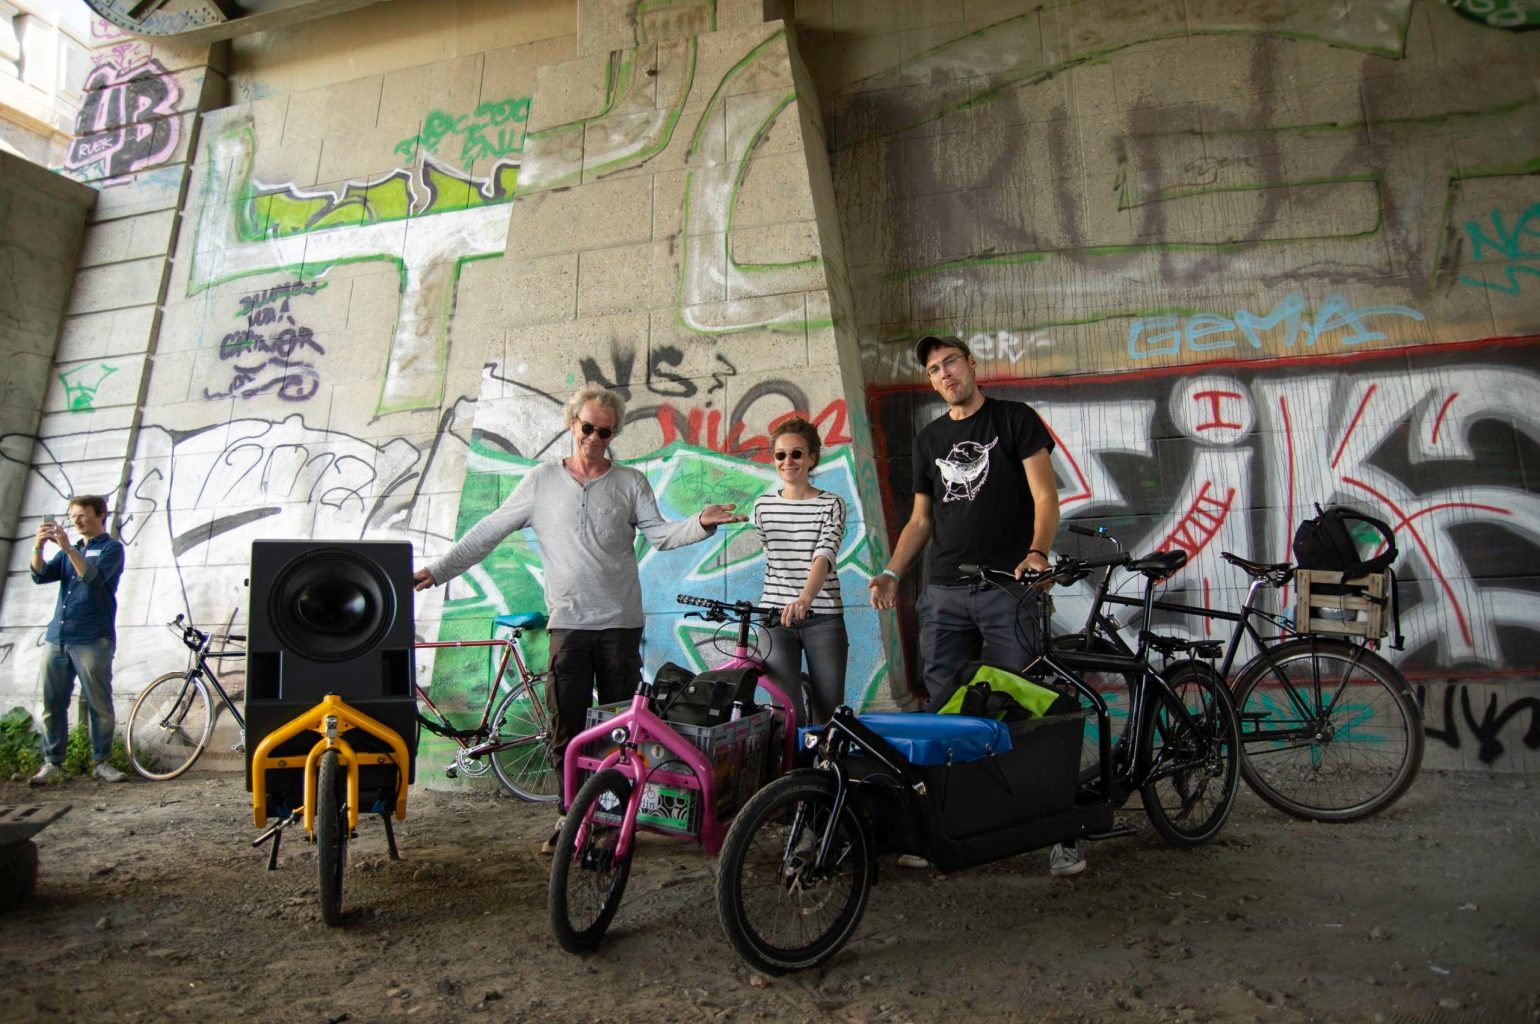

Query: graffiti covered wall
[0,1,905,787]
[5,0,1537,776]
[806,0,1540,770]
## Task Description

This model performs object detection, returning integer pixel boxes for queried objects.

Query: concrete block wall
[436,7,904,717]
[796,0,1540,771]
[5,0,1537,774]
[0,150,95,581]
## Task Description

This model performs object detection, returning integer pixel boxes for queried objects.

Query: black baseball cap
[915,334,972,367]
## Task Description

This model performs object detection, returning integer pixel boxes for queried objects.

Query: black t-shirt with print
[913,396,1055,581]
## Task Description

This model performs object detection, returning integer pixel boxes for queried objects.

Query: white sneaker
[93,762,128,783]
[29,762,64,786]
[896,853,930,869]
[1049,842,1086,877]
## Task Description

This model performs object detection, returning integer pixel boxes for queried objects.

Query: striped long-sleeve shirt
[752,490,846,613]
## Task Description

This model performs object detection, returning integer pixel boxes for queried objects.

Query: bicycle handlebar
[676,593,779,619]
[959,551,1132,587]
[1067,523,1104,537]
[167,615,244,652]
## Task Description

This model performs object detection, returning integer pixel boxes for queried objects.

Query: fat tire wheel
[489,683,560,803]
[1234,639,1424,822]
[0,840,40,912]
[715,773,873,975]
[316,749,347,926]
[1140,664,1240,848]
[125,672,214,780]
[549,768,634,953]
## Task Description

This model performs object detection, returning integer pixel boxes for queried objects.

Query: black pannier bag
[652,665,759,728]
[1292,503,1404,649]
[1292,503,1397,576]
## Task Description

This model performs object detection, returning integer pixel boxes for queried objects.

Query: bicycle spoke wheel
[1140,664,1239,847]
[125,672,214,780]
[549,768,634,954]
[316,749,347,926]
[1234,639,1423,822]
[489,682,560,802]
[716,773,872,975]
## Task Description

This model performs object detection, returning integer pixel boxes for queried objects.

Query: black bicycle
[714,551,1240,975]
[1057,524,1423,823]
[125,614,247,780]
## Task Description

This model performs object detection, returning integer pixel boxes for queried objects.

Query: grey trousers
[918,583,1047,706]
[763,612,848,725]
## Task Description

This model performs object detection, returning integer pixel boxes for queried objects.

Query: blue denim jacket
[31,533,125,644]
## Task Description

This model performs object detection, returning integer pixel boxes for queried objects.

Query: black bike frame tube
[1101,575,1274,678]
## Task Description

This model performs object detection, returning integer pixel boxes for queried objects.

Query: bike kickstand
[252,811,301,870]
[380,810,400,861]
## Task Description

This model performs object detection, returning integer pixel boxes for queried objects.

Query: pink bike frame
[562,626,799,857]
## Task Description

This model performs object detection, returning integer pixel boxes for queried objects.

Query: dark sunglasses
[579,421,614,440]
[773,448,806,461]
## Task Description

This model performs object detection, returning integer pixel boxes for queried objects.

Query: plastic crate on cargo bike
[713,549,1242,975]
[548,593,801,954]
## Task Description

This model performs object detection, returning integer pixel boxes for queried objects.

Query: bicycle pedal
[444,764,458,779]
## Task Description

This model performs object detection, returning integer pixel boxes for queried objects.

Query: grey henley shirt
[428,460,712,630]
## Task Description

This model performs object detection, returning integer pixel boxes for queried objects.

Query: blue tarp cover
[803,712,1013,766]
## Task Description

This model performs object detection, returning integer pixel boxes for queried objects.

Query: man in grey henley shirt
[413,385,744,789]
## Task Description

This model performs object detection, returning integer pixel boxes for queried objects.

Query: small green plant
[0,706,43,778]
[61,719,132,775]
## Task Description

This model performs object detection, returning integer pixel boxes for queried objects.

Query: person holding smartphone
[29,494,127,784]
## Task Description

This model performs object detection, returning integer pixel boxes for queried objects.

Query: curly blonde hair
[564,385,626,436]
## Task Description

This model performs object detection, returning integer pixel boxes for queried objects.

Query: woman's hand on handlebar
[781,598,812,626]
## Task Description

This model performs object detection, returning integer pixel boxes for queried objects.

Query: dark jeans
[40,638,116,764]
[545,627,643,766]
[918,582,1047,707]
[763,613,848,725]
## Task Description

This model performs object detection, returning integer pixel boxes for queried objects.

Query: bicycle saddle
[494,611,549,630]
[1220,552,1292,580]
[1128,549,1187,579]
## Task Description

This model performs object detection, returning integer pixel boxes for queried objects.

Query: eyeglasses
[926,353,967,378]
[773,449,806,462]
[578,421,614,440]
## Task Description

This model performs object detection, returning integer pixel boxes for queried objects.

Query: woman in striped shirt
[752,417,848,724]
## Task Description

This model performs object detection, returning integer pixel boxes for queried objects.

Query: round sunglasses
[578,421,614,440]
[773,448,806,461]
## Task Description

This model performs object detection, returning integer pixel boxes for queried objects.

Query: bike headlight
[610,727,628,745]
[803,731,821,750]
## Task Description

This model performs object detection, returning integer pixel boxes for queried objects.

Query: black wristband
[1027,548,1048,559]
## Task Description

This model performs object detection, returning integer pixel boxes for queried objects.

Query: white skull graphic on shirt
[935,439,997,502]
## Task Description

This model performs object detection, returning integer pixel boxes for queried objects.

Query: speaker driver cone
[268,549,396,662]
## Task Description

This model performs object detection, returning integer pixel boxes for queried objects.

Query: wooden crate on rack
[1294,569,1389,638]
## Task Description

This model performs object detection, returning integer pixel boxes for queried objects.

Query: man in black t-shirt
[869,334,1084,876]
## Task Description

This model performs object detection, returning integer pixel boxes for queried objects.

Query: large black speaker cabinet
[244,540,418,808]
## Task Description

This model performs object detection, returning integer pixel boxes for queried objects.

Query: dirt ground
[1,768,1535,1024]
